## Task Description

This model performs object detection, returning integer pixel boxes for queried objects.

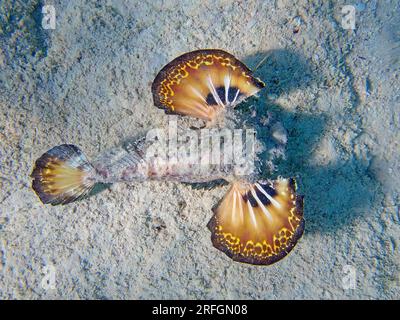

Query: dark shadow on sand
[88,183,112,198]
[239,49,381,234]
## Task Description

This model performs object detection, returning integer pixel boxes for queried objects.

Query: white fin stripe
[206,75,225,108]
[189,85,207,103]
[247,199,258,228]
[238,191,244,224]
[231,190,237,224]
[250,187,273,222]
[232,88,240,105]
[255,183,282,209]
[192,101,212,114]
[224,74,231,104]
[249,88,260,96]
[183,103,210,118]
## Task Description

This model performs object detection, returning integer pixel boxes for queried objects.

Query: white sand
[0,0,399,299]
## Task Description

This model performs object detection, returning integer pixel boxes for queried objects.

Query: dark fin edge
[207,182,305,266]
[30,144,95,206]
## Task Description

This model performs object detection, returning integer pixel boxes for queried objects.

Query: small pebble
[292,16,303,34]
[267,93,278,100]
[271,123,288,145]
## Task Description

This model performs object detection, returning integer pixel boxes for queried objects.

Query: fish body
[91,126,256,185]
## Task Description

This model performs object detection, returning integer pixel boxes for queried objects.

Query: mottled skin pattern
[91,130,252,184]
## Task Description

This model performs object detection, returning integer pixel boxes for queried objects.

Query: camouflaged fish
[31,49,304,265]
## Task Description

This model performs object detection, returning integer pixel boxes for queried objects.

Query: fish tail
[31,144,97,206]
[207,177,304,265]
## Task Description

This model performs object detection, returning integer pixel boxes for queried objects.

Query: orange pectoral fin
[31,144,95,206]
[207,178,304,265]
[152,49,265,122]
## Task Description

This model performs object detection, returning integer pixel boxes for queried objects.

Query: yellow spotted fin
[152,49,265,122]
[207,178,304,265]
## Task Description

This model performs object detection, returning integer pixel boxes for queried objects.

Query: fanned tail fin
[31,144,96,206]
[207,178,304,265]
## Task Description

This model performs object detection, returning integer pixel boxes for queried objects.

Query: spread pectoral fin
[152,49,265,122]
[207,178,304,265]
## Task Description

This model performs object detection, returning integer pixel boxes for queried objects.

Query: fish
[30,49,304,265]
[31,125,259,202]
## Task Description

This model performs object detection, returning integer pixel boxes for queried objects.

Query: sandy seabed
[0,0,399,299]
